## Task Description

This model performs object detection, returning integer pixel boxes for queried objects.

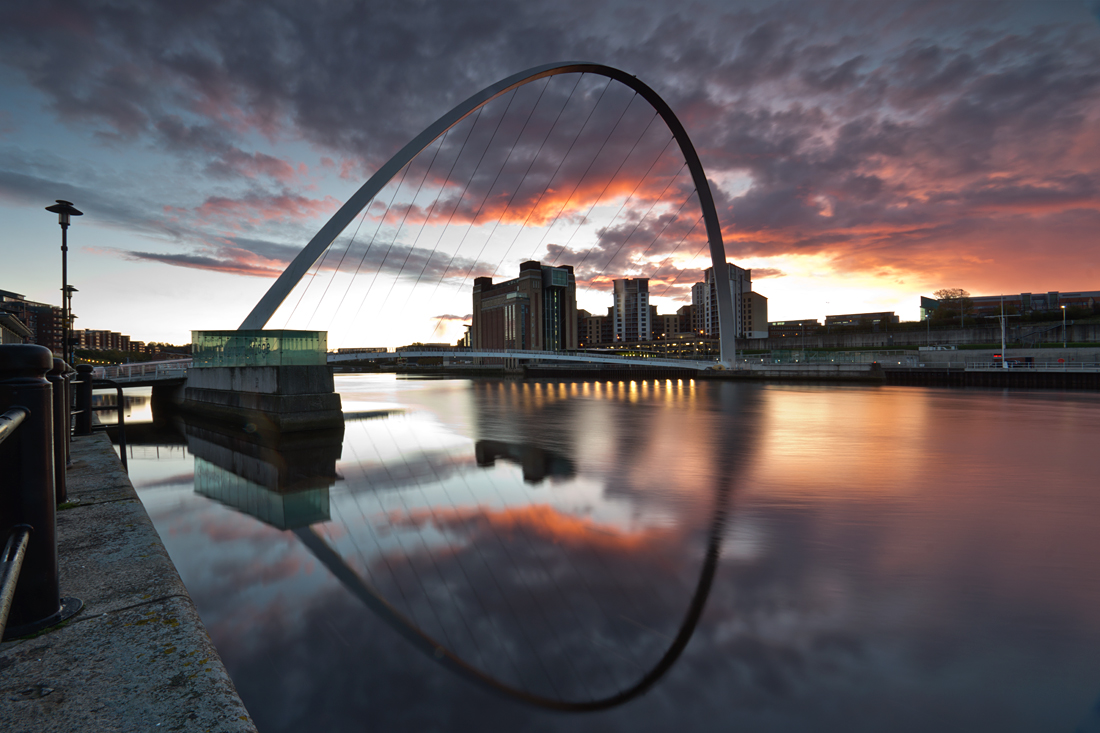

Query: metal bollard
[47,359,68,504]
[0,344,81,639]
[74,364,93,436]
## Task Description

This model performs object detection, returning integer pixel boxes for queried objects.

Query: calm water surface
[116,376,1100,732]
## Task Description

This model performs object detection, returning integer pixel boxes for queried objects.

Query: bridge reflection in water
[187,422,341,531]
[126,378,753,713]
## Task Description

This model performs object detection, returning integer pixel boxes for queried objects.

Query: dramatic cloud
[179,191,342,230]
[124,249,287,278]
[1,0,1098,325]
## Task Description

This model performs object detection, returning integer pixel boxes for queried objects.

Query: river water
[114,375,1100,732]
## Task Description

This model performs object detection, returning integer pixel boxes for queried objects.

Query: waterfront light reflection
[124,375,1100,732]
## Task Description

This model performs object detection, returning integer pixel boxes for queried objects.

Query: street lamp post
[64,286,78,359]
[44,200,83,365]
[1062,305,1066,349]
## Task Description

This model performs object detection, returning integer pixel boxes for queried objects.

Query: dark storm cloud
[0,111,16,137]
[1,0,1098,288]
[0,0,579,162]
[126,230,499,284]
[123,249,284,277]
[155,116,302,182]
[0,163,186,240]
[0,148,329,275]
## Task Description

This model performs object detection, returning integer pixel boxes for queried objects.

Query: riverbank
[0,430,256,732]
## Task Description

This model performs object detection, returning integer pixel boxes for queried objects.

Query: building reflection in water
[186,420,343,531]
[123,377,760,714]
[474,439,574,484]
[291,378,758,712]
[124,375,1100,730]
[92,387,155,424]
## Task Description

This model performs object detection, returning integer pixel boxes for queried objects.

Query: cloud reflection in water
[128,376,1100,732]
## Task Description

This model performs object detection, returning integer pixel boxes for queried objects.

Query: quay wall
[741,322,1100,351]
[906,347,1100,366]
[885,368,1100,389]
[703,363,883,382]
[0,430,256,732]
[385,359,1099,390]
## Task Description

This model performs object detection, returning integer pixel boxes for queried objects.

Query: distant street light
[1062,305,1067,349]
[64,285,78,356]
[45,200,83,364]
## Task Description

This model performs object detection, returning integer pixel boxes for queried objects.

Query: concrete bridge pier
[150,381,184,409]
[181,330,342,434]
[183,364,342,432]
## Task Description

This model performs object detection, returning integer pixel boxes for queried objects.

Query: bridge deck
[330,349,718,370]
[90,351,719,384]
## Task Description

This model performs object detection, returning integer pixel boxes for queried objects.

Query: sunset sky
[2,0,1099,348]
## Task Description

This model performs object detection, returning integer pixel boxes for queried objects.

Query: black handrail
[1,343,81,640]
[0,408,32,630]
[90,379,128,472]
[0,525,32,640]
[74,364,93,435]
[47,359,69,504]
[0,406,28,447]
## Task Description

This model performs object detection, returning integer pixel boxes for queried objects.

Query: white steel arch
[240,62,737,363]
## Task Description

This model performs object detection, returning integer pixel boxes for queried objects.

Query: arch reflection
[154,379,756,713]
[291,379,755,713]
[293,475,730,711]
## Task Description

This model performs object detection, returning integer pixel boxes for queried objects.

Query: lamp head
[45,199,83,226]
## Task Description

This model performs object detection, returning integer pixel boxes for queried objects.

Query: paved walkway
[1,431,256,732]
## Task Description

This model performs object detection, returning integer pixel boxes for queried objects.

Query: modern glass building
[191,330,327,367]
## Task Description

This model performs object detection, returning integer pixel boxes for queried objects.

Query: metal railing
[90,379,128,472]
[332,346,720,360]
[1,344,82,640]
[891,360,1100,372]
[0,407,32,638]
[0,524,32,640]
[964,362,1100,372]
[329,347,719,370]
[0,405,27,446]
[73,366,129,472]
[91,358,190,383]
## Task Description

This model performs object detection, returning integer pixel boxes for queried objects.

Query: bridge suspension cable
[293,400,734,710]
[244,62,736,363]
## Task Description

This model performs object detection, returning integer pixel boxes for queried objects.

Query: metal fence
[963,362,1100,372]
[92,359,190,383]
[0,344,83,640]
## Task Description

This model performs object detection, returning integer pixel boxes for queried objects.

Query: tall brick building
[472,261,578,351]
[0,289,66,355]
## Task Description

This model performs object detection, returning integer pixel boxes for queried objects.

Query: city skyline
[2,1,1099,348]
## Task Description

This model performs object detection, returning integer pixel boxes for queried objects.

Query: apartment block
[472,261,577,350]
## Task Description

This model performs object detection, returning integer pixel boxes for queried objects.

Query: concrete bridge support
[182,365,342,433]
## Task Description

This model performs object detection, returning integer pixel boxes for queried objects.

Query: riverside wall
[0,430,256,732]
[741,322,1100,351]
[906,347,1100,366]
